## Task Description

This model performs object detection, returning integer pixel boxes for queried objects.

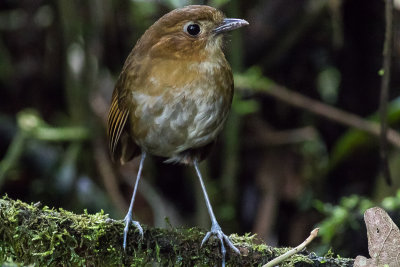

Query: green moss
[0,196,353,266]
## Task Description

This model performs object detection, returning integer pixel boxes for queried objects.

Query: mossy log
[0,196,353,266]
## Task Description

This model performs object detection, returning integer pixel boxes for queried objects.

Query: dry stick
[379,0,394,185]
[93,137,128,214]
[249,84,400,148]
[262,228,319,267]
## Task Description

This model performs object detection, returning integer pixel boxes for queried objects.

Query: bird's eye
[184,23,201,36]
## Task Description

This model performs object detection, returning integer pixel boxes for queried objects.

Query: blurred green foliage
[330,98,400,168]
[0,0,399,263]
[314,191,400,256]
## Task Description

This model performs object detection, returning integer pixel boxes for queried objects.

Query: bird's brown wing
[107,80,139,164]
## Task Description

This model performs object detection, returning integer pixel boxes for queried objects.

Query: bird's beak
[213,18,249,34]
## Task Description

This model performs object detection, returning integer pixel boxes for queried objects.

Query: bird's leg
[123,152,146,251]
[193,160,240,267]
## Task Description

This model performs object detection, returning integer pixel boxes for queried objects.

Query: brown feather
[107,86,139,163]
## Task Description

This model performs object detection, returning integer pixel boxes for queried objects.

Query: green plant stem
[0,132,27,187]
[33,126,90,141]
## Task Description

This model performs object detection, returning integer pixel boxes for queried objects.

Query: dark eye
[184,23,201,36]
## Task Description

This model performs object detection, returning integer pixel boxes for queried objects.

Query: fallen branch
[0,197,353,266]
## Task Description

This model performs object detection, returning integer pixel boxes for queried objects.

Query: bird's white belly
[132,88,229,158]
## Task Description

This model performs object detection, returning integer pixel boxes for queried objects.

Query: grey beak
[213,18,249,34]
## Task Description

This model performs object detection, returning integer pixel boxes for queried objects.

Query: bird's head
[134,5,249,61]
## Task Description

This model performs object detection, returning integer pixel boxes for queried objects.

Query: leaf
[354,207,400,267]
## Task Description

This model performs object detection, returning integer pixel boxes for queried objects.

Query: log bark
[0,196,353,266]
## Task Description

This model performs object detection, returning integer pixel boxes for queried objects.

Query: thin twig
[246,117,318,146]
[93,137,127,215]
[263,228,319,267]
[379,0,394,185]
[235,73,400,148]
[265,84,400,148]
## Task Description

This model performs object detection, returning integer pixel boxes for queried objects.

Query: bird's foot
[201,222,240,267]
[123,213,143,251]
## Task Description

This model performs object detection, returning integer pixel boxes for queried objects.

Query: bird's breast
[128,58,233,160]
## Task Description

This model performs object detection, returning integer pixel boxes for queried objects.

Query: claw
[201,231,212,247]
[202,222,240,267]
[123,214,144,251]
[223,235,240,254]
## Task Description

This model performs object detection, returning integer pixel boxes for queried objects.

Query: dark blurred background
[1,0,400,259]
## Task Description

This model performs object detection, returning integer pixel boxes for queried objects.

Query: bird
[107,5,248,266]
